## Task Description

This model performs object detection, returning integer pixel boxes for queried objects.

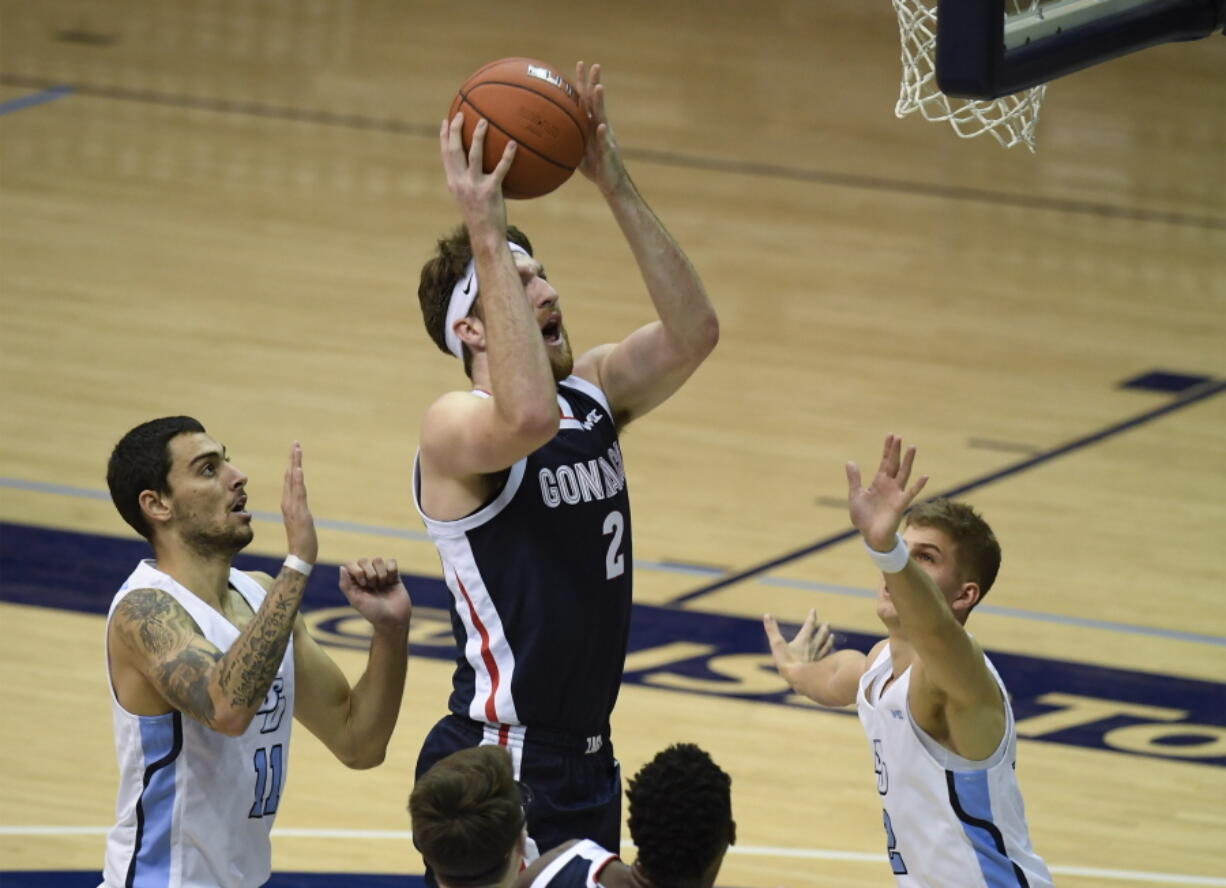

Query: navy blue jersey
[414,376,633,738]
[524,840,618,887]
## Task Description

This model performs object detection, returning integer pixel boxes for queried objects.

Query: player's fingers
[385,558,399,583]
[815,623,834,658]
[467,118,487,171]
[898,444,918,489]
[846,461,862,497]
[371,556,389,585]
[763,615,787,650]
[490,139,517,182]
[906,474,930,503]
[883,433,900,476]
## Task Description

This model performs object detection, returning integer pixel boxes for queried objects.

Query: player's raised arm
[290,557,411,769]
[846,435,1000,713]
[422,112,558,478]
[109,442,317,736]
[570,62,719,427]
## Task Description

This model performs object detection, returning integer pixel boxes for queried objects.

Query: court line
[1,72,1223,233]
[0,84,72,116]
[667,377,1226,606]
[1,827,1222,885]
[3,477,1223,647]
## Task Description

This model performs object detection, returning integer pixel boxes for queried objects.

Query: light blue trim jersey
[100,560,294,888]
[855,646,1053,887]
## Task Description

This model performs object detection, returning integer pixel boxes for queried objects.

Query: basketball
[448,58,588,200]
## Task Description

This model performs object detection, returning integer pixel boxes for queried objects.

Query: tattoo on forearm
[218,570,305,709]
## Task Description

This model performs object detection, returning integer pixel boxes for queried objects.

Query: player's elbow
[336,743,387,770]
[696,310,720,355]
[508,405,559,444]
[211,709,255,738]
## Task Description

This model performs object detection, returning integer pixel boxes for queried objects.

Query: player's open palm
[339,558,412,629]
[764,608,833,684]
[281,442,318,564]
[846,434,928,551]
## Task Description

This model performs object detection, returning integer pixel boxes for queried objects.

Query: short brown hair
[418,225,534,377]
[409,745,522,884]
[906,498,1001,599]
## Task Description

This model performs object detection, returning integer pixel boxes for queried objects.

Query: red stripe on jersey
[498,723,510,746]
[454,572,501,723]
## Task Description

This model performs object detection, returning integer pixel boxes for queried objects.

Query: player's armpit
[909,637,1008,760]
[110,587,224,727]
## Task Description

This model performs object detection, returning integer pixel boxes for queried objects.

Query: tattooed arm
[108,568,308,735]
[107,441,318,736]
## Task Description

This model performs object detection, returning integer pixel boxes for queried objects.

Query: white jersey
[526,839,619,887]
[101,560,295,888]
[856,646,1052,888]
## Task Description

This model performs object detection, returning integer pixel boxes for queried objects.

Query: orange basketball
[448,58,588,200]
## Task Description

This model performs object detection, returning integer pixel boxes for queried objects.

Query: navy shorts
[414,714,621,885]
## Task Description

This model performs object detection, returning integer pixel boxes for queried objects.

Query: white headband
[444,242,530,359]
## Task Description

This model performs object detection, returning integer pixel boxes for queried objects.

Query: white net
[892,0,1046,150]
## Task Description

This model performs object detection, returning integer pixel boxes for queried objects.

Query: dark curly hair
[417,224,534,378]
[627,743,733,885]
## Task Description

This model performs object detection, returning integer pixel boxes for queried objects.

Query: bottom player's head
[884,498,1001,626]
[409,745,527,888]
[627,743,735,888]
[107,416,253,557]
[418,224,573,383]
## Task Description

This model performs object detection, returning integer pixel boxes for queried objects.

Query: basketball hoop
[892,0,1046,150]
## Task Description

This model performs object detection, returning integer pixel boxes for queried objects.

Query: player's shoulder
[867,638,890,665]
[420,388,490,437]
[244,570,275,592]
[112,585,186,621]
[572,344,615,390]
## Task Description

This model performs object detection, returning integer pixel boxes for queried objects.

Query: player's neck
[152,540,234,607]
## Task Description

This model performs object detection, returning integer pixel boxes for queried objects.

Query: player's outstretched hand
[439,111,516,230]
[764,608,833,685]
[846,433,929,552]
[339,557,412,629]
[574,61,627,194]
[281,442,318,565]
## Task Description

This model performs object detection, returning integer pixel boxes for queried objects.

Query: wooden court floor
[1,1,1224,885]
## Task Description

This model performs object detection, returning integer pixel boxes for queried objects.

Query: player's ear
[953,581,981,618]
[454,315,485,352]
[139,488,172,529]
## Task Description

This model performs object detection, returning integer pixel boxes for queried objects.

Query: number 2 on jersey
[882,808,908,874]
[603,510,625,580]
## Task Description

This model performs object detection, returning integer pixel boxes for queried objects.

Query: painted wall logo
[3,520,1224,768]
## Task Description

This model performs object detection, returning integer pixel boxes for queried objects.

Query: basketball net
[892,0,1046,150]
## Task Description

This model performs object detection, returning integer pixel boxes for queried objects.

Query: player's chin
[548,346,574,382]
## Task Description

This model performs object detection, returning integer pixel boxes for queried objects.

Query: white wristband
[864,533,909,573]
[283,554,314,577]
